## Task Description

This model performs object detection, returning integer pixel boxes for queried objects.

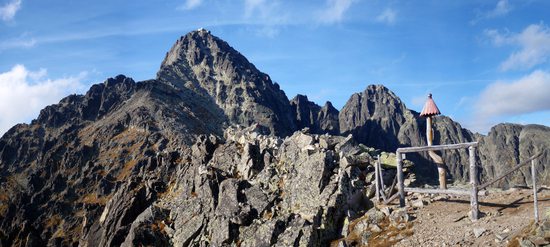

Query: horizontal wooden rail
[477,152,544,190]
[404,187,487,196]
[396,142,478,153]
[383,192,400,205]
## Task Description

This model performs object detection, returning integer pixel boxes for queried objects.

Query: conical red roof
[420,93,441,117]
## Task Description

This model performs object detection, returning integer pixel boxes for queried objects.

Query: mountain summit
[157,29,296,136]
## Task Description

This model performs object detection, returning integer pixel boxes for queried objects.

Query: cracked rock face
[160,127,378,246]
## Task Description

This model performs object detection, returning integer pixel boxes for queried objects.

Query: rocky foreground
[0,29,549,246]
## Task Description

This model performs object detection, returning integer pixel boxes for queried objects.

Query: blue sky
[1,0,549,135]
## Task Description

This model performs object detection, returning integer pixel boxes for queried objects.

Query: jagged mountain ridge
[0,29,548,246]
[290,94,339,135]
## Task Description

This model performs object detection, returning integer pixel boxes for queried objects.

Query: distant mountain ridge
[0,29,548,246]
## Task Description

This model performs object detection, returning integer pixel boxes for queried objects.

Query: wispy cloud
[487,0,512,18]
[244,0,265,18]
[0,36,35,51]
[180,0,202,10]
[0,0,21,22]
[471,0,512,25]
[0,64,87,135]
[376,8,396,25]
[471,70,550,132]
[485,23,550,71]
[242,0,287,37]
[317,0,355,24]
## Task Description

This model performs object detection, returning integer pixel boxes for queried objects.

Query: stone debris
[473,227,486,238]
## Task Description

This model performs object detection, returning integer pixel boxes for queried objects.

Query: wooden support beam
[377,159,388,201]
[375,156,380,203]
[383,192,400,205]
[477,152,543,190]
[469,146,479,221]
[403,187,487,196]
[377,159,386,192]
[396,142,478,153]
[397,151,405,207]
[386,174,397,199]
[532,159,539,223]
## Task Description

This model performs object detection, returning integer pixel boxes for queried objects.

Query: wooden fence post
[532,159,539,223]
[397,151,405,207]
[469,146,479,220]
[375,155,380,202]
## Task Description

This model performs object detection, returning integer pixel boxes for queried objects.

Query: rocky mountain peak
[339,84,412,151]
[157,30,296,136]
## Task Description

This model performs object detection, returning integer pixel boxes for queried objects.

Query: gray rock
[389,209,409,225]
[215,179,241,220]
[412,199,427,208]
[473,227,486,238]
[520,239,535,247]
[495,233,507,242]
[121,206,170,247]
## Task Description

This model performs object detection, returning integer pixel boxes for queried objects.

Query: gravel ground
[391,187,550,247]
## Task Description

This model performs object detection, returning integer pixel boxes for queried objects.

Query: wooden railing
[395,142,481,219]
[382,142,545,222]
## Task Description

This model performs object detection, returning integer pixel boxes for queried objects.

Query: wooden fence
[375,142,544,222]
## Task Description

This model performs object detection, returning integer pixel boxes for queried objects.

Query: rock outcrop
[290,94,339,135]
[158,127,383,246]
[477,124,550,188]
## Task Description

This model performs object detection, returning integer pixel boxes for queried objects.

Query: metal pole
[532,159,539,223]
[397,151,405,207]
[469,146,479,221]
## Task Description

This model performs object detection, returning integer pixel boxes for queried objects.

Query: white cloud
[471,0,512,25]
[0,65,87,135]
[483,28,509,46]
[376,8,396,25]
[485,24,550,71]
[180,0,202,10]
[501,24,550,71]
[487,0,512,18]
[317,0,355,24]
[242,0,287,37]
[475,70,550,120]
[0,0,21,22]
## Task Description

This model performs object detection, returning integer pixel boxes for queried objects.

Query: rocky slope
[0,29,548,246]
